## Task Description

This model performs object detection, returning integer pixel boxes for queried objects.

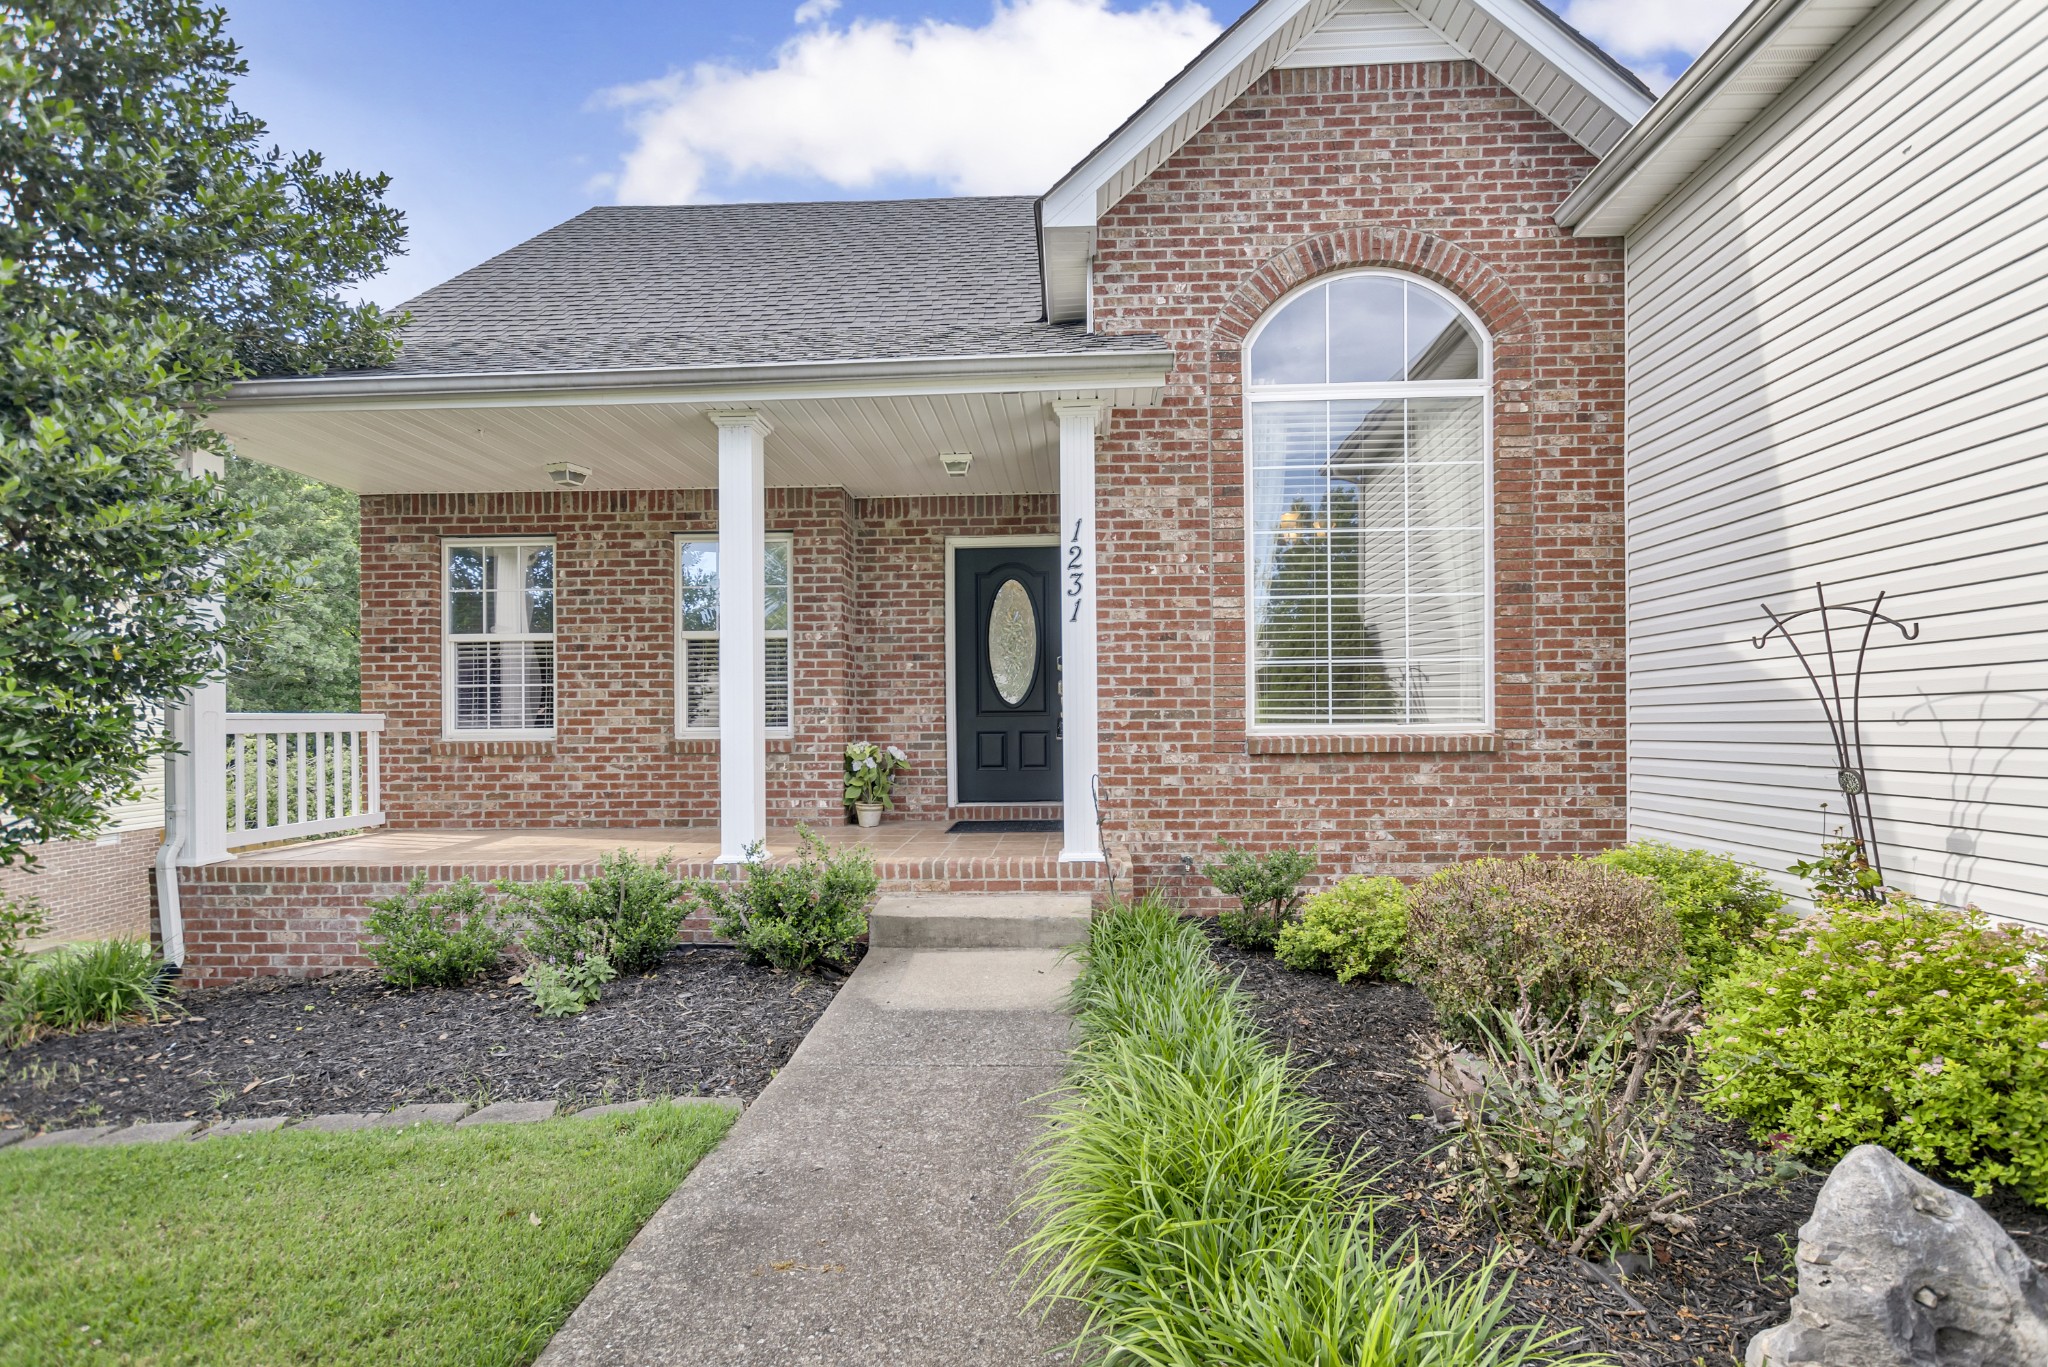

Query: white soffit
[1275,0,1461,69]
[1036,0,1651,319]
[1557,0,1885,237]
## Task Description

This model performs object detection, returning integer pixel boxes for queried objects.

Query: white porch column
[175,448,232,869]
[712,409,772,863]
[1054,396,1106,864]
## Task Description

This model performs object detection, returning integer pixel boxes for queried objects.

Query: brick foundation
[1,828,161,949]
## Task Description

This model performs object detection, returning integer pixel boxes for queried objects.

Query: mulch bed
[1,946,850,1132]
[1211,933,2048,1367]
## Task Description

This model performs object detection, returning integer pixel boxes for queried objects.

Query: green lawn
[0,1102,736,1367]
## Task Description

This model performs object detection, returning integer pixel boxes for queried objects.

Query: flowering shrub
[1274,876,1408,982]
[1403,857,1684,1032]
[1700,897,2048,1200]
[1595,841,1791,987]
[843,741,911,809]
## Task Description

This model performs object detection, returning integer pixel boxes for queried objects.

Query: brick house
[171,0,1651,982]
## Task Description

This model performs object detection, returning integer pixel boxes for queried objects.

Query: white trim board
[942,535,1061,810]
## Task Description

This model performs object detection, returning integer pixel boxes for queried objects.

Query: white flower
[887,745,907,761]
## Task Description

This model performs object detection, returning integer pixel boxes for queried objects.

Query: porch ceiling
[209,360,1168,498]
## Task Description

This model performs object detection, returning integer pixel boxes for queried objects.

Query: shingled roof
[365,196,1164,378]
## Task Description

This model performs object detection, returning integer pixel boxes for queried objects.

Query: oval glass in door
[988,577,1037,705]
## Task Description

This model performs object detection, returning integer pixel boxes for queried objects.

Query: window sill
[1246,732,1497,756]
[671,736,797,755]
[432,737,556,757]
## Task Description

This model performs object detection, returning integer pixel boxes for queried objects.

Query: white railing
[224,712,385,849]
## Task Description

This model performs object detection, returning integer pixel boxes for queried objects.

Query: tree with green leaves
[0,0,404,867]
[223,456,360,714]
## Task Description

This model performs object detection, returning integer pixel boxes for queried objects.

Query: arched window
[1245,272,1490,729]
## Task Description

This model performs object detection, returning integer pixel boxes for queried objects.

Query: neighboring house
[1557,0,2048,925]
[0,756,162,949]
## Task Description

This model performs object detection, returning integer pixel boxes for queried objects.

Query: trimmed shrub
[1596,840,1790,986]
[5,938,163,1039]
[1203,843,1317,949]
[505,850,691,976]
[1018,895,1597,1366]
[1273,875,1408,982]
[1403,857,1684,1031]
[1700,897,2048,1201]
[693,827,876,973]
[361,876,509,989]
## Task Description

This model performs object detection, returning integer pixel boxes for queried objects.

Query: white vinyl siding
[1276,0,1461,68]
[676,534,792,738]
[444,539,555,738]
[1621,0,2048,925]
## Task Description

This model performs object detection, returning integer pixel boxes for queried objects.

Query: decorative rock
[97,1120,201,1146]
[1747,1144,2048,1367]
[372,1103,469,1128]
[458,1100,558,1127]
[193,1116,291,1141]
[293,1112,379,1133]
[19,1125,117,1149]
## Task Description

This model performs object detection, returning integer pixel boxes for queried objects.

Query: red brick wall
[1,829,159,948]
[1088,61,1628,904]
[359,489,1054,828]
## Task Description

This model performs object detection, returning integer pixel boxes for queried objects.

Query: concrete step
[868,893,1091,950]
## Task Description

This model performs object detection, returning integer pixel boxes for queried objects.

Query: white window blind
[1246,273,1490,729]
[445,540,556,735]
[677,534,792,736]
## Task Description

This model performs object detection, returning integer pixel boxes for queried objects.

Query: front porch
[175,821,1127,984]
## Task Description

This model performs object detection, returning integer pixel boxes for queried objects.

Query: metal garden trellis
[1752,583,1920,884]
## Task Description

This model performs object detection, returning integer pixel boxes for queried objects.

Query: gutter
[154,737,187,971]
[1555,0,1816,232]
[221,346,1175,412]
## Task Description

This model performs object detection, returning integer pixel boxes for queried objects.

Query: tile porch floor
[227,821,1065,867]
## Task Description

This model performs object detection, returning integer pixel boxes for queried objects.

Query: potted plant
[843,742,911,828]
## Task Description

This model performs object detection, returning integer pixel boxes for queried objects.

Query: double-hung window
[676,534,792,737]
[1246,271,1491,730]
[445,539,556,736]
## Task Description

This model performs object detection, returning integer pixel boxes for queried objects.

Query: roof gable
[1035,0,1653,320]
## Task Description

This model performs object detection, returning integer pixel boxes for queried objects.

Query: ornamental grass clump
[1018,894,1600,1367]
[3,933,164,1042]
[1699,896,2048,1201]
[1403,857,1684,1034]
[1595,841,1791,987]
[1274,875,1409,982]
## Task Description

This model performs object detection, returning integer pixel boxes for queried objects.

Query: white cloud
[793,0,842,25]
[1560,0,1748,89]
[601,0,1221,203]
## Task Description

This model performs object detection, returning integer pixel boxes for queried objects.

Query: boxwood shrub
[1700,897,2048,1201]
[1595,840,1790,987]
[1273,875,1408,982]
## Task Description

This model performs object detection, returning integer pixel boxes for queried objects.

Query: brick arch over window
[1211,227,1534,355]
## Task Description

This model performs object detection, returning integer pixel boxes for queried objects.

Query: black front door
[953,546,1061,804]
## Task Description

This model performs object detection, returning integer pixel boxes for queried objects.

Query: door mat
[945,819,1063,834]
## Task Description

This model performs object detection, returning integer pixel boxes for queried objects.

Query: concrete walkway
[536,945,1083,1366]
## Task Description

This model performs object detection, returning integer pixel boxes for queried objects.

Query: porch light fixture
[938,451,974,478]
[547,461,590,488]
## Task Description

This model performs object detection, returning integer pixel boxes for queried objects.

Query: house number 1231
[1067,517,1085,622]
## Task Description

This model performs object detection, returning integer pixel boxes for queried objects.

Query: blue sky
[222,1,1733,306]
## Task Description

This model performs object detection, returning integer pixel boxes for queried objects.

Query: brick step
[868,893,1092,950]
